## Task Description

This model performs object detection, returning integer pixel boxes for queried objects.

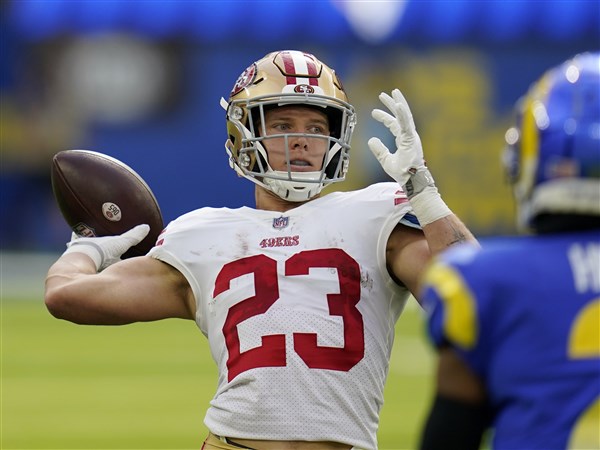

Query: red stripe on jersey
[281,52,297,85]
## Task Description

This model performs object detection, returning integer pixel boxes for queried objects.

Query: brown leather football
[51,149,164,258]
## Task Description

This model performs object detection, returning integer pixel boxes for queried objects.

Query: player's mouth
[289,160,314,171]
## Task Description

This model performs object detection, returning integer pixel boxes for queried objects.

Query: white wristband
[63,242,103,271]
[409,185,453,226]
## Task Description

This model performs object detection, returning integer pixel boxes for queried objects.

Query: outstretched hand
[63,224,150,271]
[368,89,426,187]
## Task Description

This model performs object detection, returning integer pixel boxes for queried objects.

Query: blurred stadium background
[1,0,598,448]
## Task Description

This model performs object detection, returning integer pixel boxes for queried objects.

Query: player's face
[260,106,330,172]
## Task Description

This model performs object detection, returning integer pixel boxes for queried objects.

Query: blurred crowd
[1,0,598,252]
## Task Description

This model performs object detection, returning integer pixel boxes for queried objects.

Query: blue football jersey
[421,231,600,449]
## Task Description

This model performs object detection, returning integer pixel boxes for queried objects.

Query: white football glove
[62,224,150,272]
[368,89,427,189]
[368,89,452,225]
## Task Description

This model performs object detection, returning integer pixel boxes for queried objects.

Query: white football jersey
[148,182,417,450]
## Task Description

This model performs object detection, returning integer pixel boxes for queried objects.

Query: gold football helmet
[222,50,356,202]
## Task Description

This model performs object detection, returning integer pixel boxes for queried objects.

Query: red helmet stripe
[304,53,319,86]
[281,52,298,85]
[280,50,320,87]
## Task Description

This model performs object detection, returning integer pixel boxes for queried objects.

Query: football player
[419,51,600,450]
[45,50,477,450]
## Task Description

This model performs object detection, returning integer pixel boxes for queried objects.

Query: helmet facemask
[227,94,354,202]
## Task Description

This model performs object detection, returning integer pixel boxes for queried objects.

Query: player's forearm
[404,176,478,254]
[44,224,157,324]
[45,254,127,325]
[422,213,478,256]
[45,252,98,292]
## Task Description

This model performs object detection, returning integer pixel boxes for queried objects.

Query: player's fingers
[367,137,391,162]
[123,224,150,244]
[391,89,416,131]
[378,92,397,115]
[371,109,396,128]
[391,89,409,108]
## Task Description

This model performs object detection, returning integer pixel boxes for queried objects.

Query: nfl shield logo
[73,222,96,237]
[272,216,289,229]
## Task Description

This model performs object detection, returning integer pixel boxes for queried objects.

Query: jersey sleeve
[147,213,205,329]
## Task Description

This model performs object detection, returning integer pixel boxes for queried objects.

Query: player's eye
[269,123,291,133]
[307,125,327,135]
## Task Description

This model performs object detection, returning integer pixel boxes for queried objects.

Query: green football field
[2,294,435,449]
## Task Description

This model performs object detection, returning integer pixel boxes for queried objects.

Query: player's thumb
[122,224,150,245]
[368,137,390,163]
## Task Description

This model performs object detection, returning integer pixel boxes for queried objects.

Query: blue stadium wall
[1,1,598,250]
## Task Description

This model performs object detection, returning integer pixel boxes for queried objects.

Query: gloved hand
[368,89,452,225]
[368,89,426,188]
[62,224,150,272]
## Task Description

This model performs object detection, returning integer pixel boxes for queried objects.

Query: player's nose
[289,134,309,150]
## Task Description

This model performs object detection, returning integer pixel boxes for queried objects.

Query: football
[51,149,164,258]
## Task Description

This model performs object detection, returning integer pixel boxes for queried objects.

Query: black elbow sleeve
[419,394,489,450]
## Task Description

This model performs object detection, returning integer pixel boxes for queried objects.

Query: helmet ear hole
[253,152,268,174]
[323,107,342,140]
[325,152,340,179]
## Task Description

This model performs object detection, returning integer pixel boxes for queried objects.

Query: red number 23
[213,249,364,381]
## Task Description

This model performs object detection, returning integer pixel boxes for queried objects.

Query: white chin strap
[264,171,325,202]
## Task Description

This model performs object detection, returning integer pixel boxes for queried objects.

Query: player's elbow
[45,287,68,319]
[44,286,81,323]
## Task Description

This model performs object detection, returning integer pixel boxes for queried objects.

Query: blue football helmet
[503,52,600,231]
